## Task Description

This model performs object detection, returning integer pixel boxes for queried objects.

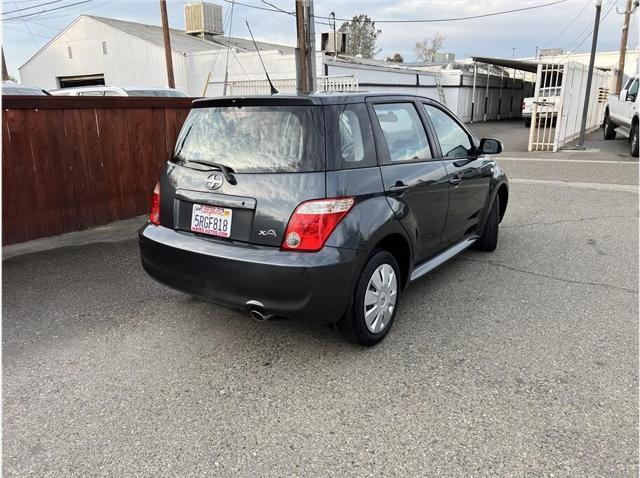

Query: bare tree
[415,32,447,65]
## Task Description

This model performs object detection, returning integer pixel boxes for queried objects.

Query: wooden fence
[2,96,193,245]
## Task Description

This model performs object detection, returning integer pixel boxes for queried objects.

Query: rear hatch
[164,98,326,247]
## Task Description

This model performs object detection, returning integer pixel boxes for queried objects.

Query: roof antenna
[245,20,278,95]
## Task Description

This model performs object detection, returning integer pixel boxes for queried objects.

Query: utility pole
[615,0,634,94]
[2,47,9,81]
[295,0,316,94]
[577,0,602,149]
[159,0,175,89]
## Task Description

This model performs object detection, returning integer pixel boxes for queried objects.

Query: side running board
[410,236,479,283]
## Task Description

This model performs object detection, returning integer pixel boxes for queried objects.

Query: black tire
[631,123,639,158]
[603,115,617,140]
[474,196,499,252]
[524,118,531,128]
[338,250,401,346]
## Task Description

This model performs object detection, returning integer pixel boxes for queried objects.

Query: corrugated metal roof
[471,56,540,73]
[87,15,294,55]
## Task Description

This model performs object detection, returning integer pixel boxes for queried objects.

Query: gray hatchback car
[139,93,508,345]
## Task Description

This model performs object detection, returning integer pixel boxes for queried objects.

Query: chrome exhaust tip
[245,300,273,321]
[249,308,274,321]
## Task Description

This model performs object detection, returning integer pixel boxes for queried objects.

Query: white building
[522,49,640,78]
[19,9,296,96]
[18,4,533,123]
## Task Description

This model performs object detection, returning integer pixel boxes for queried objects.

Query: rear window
[174,105,325,173]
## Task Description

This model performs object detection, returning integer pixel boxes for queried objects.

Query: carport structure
[469,56,537,124]
[472,56,612,152]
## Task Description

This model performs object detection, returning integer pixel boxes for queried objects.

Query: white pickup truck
[603,76,639,157]
[521,87,561,128]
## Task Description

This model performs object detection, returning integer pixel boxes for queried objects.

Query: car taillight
[282,197,355,252]
[150,182,160,225]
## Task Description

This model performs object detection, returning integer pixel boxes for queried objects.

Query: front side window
[173,105,324,173]
[423,104,472,159]
[624,78,634,90]
[373,103,432,162]
[627,79,638,99]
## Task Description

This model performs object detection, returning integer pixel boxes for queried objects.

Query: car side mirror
[478,138,503,155]
[627,92,637,102]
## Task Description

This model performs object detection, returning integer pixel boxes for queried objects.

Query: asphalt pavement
[3,139,639,476]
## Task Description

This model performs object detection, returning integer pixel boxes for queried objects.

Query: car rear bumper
[138,224,360,323]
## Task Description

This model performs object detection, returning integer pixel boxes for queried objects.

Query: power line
[259,0,331,26]
[13,0,108,22]
[20,18,63,30]
[2,0,63,15]
[559,0,616,62]
[540,0,591,50]
[222,0,236,95]
[315,0,571,23]
[259,0,292,15]
[566,0,615,53]
[220,0,285,15]
[3,0,95,21]
[4,24,52,39]
[11,0,41,48]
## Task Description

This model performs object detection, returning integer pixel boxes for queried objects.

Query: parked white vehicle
[2,80,50,96]
[604,76,639,157]
[49,85,187,97]
[521,87,561,127]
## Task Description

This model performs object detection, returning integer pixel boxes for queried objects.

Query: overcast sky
[3,0,638,79]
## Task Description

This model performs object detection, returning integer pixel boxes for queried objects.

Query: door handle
[388,182,410,195]
[449,176,462,186]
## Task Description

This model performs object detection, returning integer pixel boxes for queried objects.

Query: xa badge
[204,173,224,191]
[259,229,277,237]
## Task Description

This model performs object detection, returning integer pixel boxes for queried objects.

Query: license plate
[191,204,233,238]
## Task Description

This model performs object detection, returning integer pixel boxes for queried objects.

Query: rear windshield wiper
[175,157,237,185]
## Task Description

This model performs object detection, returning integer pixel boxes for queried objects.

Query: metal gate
[528,63,563,151]
[528,62,611,151]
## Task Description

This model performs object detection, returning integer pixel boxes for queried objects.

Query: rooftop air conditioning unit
[185,2,223,36]
[321,32,347,55]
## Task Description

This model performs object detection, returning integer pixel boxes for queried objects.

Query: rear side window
[174,105,325,173]
[372,102,432,163]
[325,103,376,169]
